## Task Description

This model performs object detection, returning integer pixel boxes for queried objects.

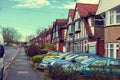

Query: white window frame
[106,9,120,26]
[105,43,119,59]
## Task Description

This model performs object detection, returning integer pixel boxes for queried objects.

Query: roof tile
[76,3,98,17]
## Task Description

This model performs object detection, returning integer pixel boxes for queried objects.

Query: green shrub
[32,55,43,63]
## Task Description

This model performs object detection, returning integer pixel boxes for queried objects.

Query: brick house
[52,19,67,52]
[37,29,48,48]
[66,3,105,56]
[96,0,120,59]
[46,27,53,43]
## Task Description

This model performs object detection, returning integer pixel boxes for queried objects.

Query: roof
[76,3,98,17]
[56,19,67,28]
[69,9,75,20]
[96,0,120,15]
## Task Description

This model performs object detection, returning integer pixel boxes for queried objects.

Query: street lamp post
[117,37,120,59]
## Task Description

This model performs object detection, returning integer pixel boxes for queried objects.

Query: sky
[0,0,99,41]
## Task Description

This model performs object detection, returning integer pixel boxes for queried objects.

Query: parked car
[41,51,55,58]
[42,51,64,59]
[74,57,120,77]
[51,52,99,68]
[39,52,76,69]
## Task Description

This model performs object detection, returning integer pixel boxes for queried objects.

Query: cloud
[12,0,50,8]
[53,0,99,9]
[77,0,99,4]
[61,3,76,9]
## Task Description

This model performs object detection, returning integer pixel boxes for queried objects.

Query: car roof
[95,57,120,61]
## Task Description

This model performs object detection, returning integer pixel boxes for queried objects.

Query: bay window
[105,43,119,58]
[116,9,120,23]
[106,9,120,26]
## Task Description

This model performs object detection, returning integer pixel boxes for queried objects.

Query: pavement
[4,48,44,80]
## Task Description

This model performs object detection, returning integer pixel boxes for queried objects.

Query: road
[4,47,19,69]
[3,47,44,80]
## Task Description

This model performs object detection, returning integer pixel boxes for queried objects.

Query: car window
[90,59,107,66]
[74,56,88,62]
[61,54,75,60]
[110,60,120,66]
[48,52,58,56]
[58,53,64,56]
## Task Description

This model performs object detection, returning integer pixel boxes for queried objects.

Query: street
[3,47,44,80]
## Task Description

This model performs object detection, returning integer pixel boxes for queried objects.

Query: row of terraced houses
[30,0,120,59]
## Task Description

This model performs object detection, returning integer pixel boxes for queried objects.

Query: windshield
[73,56,88,62]
[81,58,95,65]
[61,54,76,60]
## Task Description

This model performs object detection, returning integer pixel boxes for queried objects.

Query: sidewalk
[5,48,44,80]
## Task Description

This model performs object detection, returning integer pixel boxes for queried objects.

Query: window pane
[110,44,113,48]
[110,60,120,66]
[116,15,120,23]
[74,56,88,62]
[110,15,114,24]
[95,19,104,26]
[116,9,120,14]
[110,11,114,24]
[91,59,107,66]
[117,49,119,59]
[106,12,109,25]
[110,49,114,58]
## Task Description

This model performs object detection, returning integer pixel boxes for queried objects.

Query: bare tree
[1,26,22,45]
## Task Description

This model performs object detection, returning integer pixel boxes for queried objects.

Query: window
[94,15,104,26]
[71,25,74,32]
[110,49,114,58]
[110,60,120,66]
[56,31,58,37]
[116,9,120,23]
[110,44,113,48]
[106,12,109,25]
[75,21,78,31]
[110,11,114,24]
[106,9,120,26]
[116,44,119,48]
[90,59,107,66]
[74,56,88,62]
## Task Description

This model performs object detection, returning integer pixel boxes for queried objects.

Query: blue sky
[0,0,99,41]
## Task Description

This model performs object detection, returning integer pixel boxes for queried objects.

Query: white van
[0,27,4,80]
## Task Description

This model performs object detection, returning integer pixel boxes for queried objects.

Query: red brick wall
[105,26,120,43]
